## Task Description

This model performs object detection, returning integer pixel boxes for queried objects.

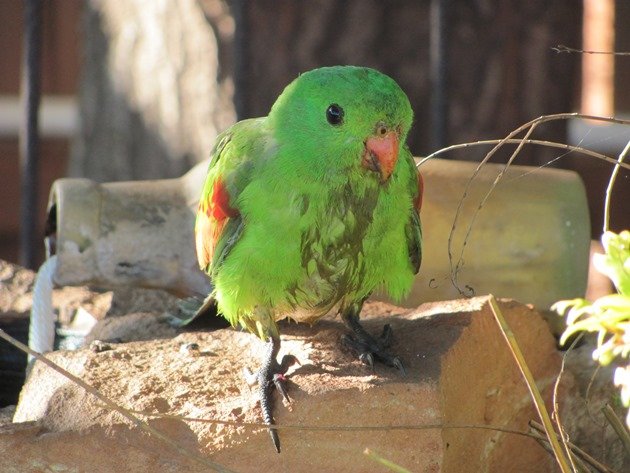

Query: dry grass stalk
[487,295,572,472]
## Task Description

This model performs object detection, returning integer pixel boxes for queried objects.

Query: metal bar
[430,0,450,152]
[232,0,247,121]
[19,0,42,269]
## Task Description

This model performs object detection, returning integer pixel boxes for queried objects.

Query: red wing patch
[195,179,238,270]
[209,179,238,221]
[414,171,424,212]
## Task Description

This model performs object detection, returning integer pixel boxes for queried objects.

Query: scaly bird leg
[244,336,299,453]
[341,300,406,375]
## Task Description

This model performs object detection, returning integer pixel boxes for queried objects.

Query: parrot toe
[378,323,393,347]
[358,350,375,369]
[247,338,300,453]
[391,356,406,376]
[341,324,406,376]
[272,373,290,403]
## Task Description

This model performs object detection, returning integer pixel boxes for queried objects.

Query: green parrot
[194,66,422,452]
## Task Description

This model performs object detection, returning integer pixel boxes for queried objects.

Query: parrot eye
[326,104,344,126]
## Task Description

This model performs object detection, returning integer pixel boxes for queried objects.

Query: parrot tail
[166,294,217,328]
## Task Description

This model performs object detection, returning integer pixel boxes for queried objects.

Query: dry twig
[487,295,572,472]
[603,139,630,233]
[553,336,583,472]
[601,404,630,455]
[529,420,618,473]
[552,45,630,56]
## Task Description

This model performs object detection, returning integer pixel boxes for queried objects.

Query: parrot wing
[195,119,262,276]
[404,151,423,274]
[168,125,254,330]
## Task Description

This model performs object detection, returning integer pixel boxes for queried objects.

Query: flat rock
[5,297,565,472]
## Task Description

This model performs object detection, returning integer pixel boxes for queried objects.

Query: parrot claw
[341,311,406,376]
[252,338,300,453]
[273,373,291,403]
[392,356,406,376]
[379,324,393,348]
[359,351,375,370]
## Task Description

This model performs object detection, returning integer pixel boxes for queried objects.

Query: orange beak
[362,130,400,182]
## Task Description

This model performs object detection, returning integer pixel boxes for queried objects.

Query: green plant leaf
[596,231,630,296]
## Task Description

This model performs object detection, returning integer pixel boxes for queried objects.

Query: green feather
[195,66,421,339]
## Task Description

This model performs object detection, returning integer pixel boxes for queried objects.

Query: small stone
[179,342,200,355]
[89,340,113,353]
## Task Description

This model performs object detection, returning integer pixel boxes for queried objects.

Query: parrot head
[268,66,413,183]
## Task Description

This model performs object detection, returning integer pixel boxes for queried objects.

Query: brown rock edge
[3,297,567,472]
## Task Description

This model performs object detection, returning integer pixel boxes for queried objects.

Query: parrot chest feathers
[283,183,380,320]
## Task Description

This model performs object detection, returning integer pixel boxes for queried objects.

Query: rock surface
[0,259,113,323]
[3,297,565,472]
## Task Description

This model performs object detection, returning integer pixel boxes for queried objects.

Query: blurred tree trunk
[71,0,581,181]
[69,0,236,181]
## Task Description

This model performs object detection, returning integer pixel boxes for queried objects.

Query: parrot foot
[245,338,299,453]
[341,320,406,376]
